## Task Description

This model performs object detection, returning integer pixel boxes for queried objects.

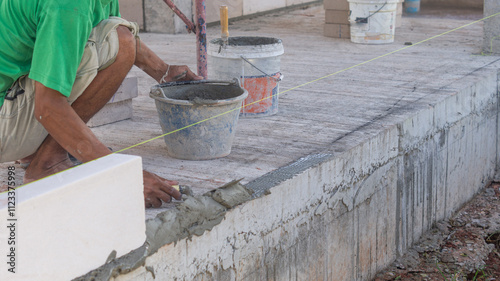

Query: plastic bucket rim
[209,36,283,47]
[150,83,248,107]
[207,36,284,59]
[348,0,399,3]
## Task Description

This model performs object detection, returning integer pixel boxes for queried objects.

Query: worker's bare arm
[34,81,112,162]
[134,38,202,82]
[33,81,182,206]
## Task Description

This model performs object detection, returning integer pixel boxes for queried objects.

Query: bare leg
[23,26,136,183]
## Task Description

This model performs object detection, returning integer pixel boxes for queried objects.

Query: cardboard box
[324,0,350,11]
[324,23,351,39]
[325,9,350,25]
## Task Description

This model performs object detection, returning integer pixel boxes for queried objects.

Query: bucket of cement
[207,37,284,117]
[348,0,398,44]
[404,0,420,13]
[150,79,248,160]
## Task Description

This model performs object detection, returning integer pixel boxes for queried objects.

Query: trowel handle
[220,6,229,40]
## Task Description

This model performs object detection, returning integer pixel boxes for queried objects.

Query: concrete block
[483,0,500,54]
[325,9,350,25]
[88,99,133,127]
[396,2,402,28]
[119,0,145,30]
[110,76,139,103]
[173,0,193,34]
[144,0,174,33]
[243,0,286,15]
[324,23,350,38]
[399,106,434,152]
[144,0,191,34]
[88,76,138,127]
[204,0,243,24]
[324,0,349,11]
[0,154,145,281]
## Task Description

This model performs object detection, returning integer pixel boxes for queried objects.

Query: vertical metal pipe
[195,0,207,78]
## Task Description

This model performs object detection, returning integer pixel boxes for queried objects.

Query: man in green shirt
[0,0,201,207]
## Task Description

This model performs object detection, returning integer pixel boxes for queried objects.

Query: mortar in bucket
[348,0,398,44]
[207,37,284,117]
[150,79,248,160]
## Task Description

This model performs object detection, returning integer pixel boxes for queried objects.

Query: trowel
[172,184,193,197]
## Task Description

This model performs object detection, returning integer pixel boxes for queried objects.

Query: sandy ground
[374,179,500,281]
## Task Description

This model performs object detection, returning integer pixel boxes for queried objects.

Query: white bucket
[348,0,398,44]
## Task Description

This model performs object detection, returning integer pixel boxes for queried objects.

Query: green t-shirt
[0,0,120,107]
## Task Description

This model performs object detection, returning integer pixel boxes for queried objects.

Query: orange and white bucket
[208,37,284,117]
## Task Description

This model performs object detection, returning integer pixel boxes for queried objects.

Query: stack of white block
[88,75,139,127]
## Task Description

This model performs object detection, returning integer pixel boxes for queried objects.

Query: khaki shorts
[0,17,139,163]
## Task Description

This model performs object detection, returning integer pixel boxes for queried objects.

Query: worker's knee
[116,25,136,63]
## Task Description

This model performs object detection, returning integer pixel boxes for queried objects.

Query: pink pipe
[162,0,196,33]
[195,0,207,78]
[161,0,207,78]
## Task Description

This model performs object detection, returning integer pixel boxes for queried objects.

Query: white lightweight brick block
[110,76,139,103]
[0,154,145,281]
[88,99,133,127]
[88,76,138,127]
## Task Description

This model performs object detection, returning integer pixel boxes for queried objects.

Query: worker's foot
[15,149,88,170]
[23,157,75,184]
[15,154,35,169]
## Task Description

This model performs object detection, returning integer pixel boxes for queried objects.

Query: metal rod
[162,0,196,33]
[195,0,208,78]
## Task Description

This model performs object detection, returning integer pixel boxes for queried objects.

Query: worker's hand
[162,65,203,82]
[143,170,182,208]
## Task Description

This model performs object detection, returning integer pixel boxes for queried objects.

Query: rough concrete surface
[374,182,500,280]
[73,180,253,281]
[1,4,500,281]
[421,0,483,9]
[483,0,500,54]
[143,0,192,34]
[88,76,138,127]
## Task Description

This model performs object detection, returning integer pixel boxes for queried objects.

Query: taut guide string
[114,11,500,155]
[3,11,499,191]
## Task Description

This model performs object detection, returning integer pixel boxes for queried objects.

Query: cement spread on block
[73,180,254,281]
[248,153,333,198]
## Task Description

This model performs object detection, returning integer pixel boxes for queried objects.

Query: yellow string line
[2,12,499,194]
[114,11,500,154]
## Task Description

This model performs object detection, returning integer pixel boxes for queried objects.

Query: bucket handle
[155,79,241,99]
[240,56,282,82]
[350,2,387,24]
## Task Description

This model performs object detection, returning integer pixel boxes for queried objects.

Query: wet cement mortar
[73,180,253,281]
[374,181,500,281]
[152,82,245,103]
